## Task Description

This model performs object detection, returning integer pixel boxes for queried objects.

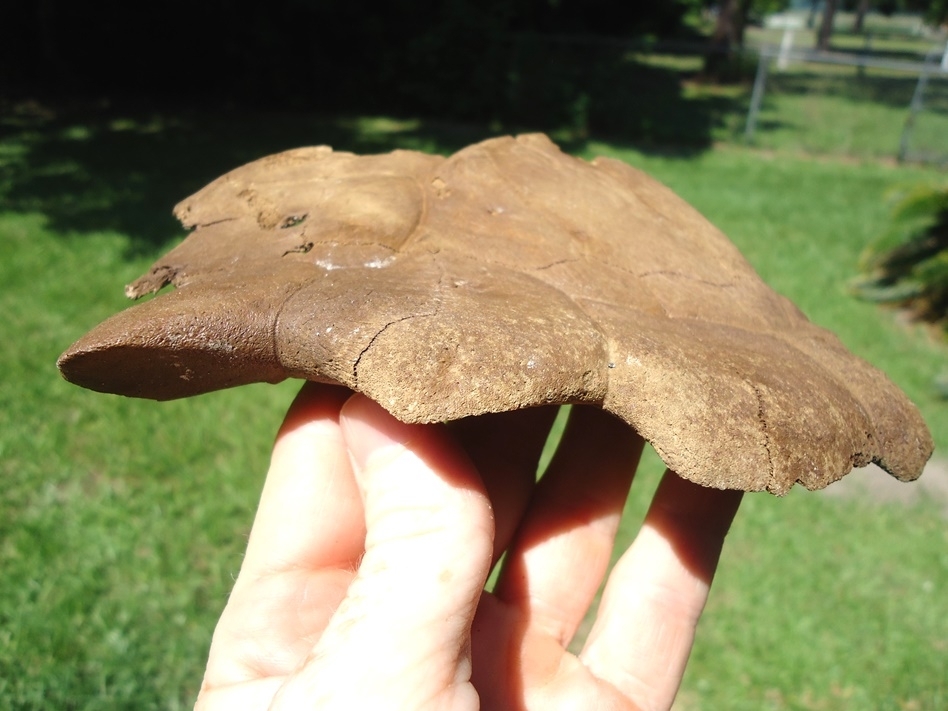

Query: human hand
[195,383,742,710]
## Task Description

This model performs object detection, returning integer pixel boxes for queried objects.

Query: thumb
[271,395,493,711]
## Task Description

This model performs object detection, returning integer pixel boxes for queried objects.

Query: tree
[704,0,744,79]
[925,0,948,24]
[712,0,750,47]
[704,0,788,79]
[816,0,840,50]
[852,0,871,33]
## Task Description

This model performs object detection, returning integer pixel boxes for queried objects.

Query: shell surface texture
[58,134,934,495]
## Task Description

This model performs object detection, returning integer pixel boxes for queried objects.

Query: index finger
[239,382,365,580]
[201,383,368,691]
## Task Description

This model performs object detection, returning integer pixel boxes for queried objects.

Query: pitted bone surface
[58,134,933,494]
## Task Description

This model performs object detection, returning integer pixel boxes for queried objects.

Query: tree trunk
[816,0,839,50]
[737,0,753,45]
[852,0,871,34]
[704,0,746,78]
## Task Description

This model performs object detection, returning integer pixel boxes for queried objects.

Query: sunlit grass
[629,20,948,162]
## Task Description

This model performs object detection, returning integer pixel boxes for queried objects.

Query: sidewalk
[820,455,948,518]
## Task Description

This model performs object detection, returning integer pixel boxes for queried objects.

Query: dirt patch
[819,456,948,518]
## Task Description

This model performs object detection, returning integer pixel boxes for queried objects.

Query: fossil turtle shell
[58,134,933,494]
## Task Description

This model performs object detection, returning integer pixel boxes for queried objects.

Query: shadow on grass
[827,42,938,65]
[0,60,743,256]
[769,69,926,108]
[0,100,505,257]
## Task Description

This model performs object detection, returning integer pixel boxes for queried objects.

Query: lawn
[1,102,946,710]
[619,16,948,162]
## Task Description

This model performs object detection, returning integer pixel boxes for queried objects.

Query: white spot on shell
[365,256,395,269]
[314,255,395,270]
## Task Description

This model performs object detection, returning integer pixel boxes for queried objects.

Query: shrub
[851,184,948,327]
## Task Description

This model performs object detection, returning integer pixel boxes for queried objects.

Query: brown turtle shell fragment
[57,134,933,494]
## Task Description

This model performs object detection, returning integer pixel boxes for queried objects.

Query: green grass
[617,18,948,162]
[2,104,947,709]
[685,489,948,711]
[747,66,948,160]
[0,213,301,709]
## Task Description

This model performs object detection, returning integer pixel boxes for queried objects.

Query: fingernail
[339,394,414,472]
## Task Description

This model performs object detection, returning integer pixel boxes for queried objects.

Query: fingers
[270,395,492,710]
[239,383,364,578]
[580,470,742,711]
[495,406,645,646]
[449,406,560,562]
[201,383,364,689]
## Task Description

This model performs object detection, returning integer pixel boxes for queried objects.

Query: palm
[195,384,741,710]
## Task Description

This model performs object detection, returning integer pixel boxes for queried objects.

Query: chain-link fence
[500,28,948,165]
[899,55,948,164]
[744,40,948,165]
